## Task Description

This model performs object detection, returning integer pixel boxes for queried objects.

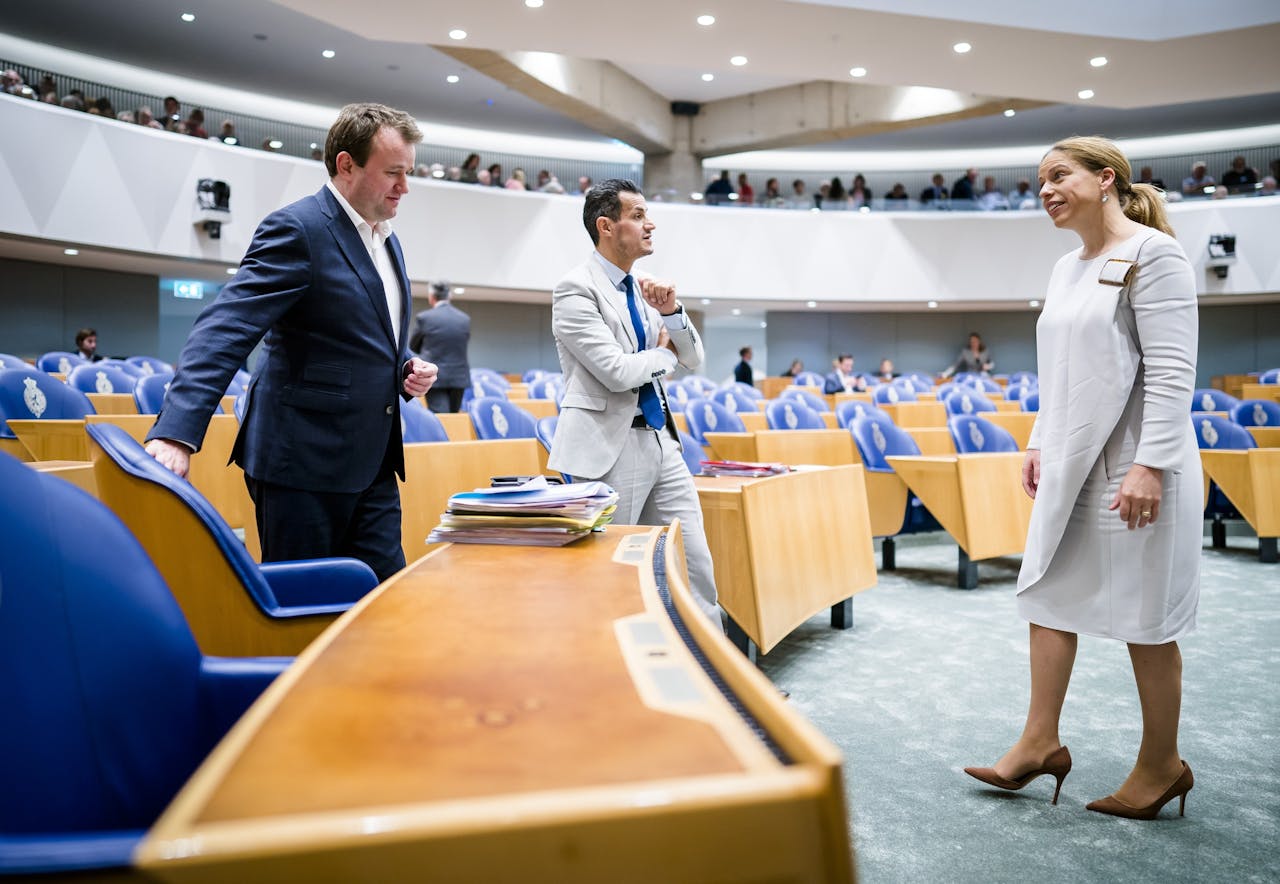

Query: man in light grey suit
[409,282,471,413]
[547,179,719,623]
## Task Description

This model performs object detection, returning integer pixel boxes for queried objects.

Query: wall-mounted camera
[195,178,231,239]
[1207,234,1236,279]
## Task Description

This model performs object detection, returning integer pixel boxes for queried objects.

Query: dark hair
[463,153,480,169]
[739,346,751,357]
[324,103,422,177]
[837,353,853,362]
[431,282,451,300]
[75,327,97,347]
[582,178,642,245]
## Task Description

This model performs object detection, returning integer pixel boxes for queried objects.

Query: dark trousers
[245,470,406,583]
[426,386,465,414]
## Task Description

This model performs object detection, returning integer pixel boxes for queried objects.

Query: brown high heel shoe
[964,745,1072,805]
[1086,761,1193,820]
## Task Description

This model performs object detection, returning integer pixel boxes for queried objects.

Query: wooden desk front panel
[703,432,757,463]
[506,398,558,420]
[435,411,477,441]
[752,429,859,467]
[1241,383,1280,404]
[7,419,90,461]
[28,460,98,497]
[905,427,955,456]
[1248,427,1280,448]
[86,392,138,415]
[1201,449,1280,535]
[984,412,1038,450]
[881,401,946,428]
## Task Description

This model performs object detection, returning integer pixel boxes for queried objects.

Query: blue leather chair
[1258,368,1279,384]
[961,376,1003,395]
[665,379,692,410]
[712,386,759,414]
[0,353,27,369]
[1231,399,1280,428]
[468,396,537,440]
[730,381,763,400]
[66,362,138,396]
[535,416,572,483]
[683,398,746,446]
[848,414,939,569]
[793,370,826,388]
[0,450,290,877]
[949,415,1019,453]
[872,382,915,405]
[835,398,883,429]
[527,376,564,401]
[85,423,378,655]
[678,430,704,475]
[0,367,95,442]
[101,358,146,380]
[35,351,86,375]
[934,381,962,401]
[1191,388,1238,412]
[1022,391,1040,412]
[892,375,931,393]
[133,371,176,414]
[1005,383,1036,401]
[522,368,547,384]
[401,399,449,443]
[1193,414,1257,551]
[765,397,825,430]
[682,375,718,398]
[471,375,510,399]
[125,354,174,376]
[1008,371,1037,386]
[944,389,997,416]
[779,387,830,412]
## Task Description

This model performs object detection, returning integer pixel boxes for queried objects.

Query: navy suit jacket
[148,186,413,494]
[409,302,471,388]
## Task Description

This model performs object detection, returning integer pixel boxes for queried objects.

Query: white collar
[326,180,393,239]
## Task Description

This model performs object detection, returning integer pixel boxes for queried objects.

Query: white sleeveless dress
[1016,229,1201,644]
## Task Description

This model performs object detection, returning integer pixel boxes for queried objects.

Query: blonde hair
[1048,135,1174,237]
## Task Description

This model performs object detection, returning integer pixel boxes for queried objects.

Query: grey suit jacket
[409,302,471,388]
[548,255,704,479]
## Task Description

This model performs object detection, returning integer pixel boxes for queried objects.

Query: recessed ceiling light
[1078,89,1095,100]
[446,74,460,83]
[927,300,938,309]
[953,42,971,54]
[449,28,467,40]
[180,13,196,22]
[730,55,747,66]
[759,321,767,329]
[849,66,867,78]
[226,267,237,275]
[731,308,741,316]
[525,0,544,7]
[1029,300,1040,307]
[1004,108,1016,117]
[697,14,716,26]
[806,300,817,308]
[64,248,79,256]
[701,73,714,82]
[1090,56,1108,67]
[321,49,336,58]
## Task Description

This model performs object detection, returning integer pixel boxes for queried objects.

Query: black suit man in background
[410,282,471,413]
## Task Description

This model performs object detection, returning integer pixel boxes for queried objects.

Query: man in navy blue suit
[146,103,437,582]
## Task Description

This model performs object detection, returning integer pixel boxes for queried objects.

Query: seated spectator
[952,168,978,202]
[1181,161,1214,196]
[460,153,481,183]
[825,176,849,210]
[788,178,811,210]
[575,175,593,195]
[310,146,324,161]
[1,69,31,97]
[539,173,566,194]
[824,354,867,394]
[75,327,104,363]
[87,101,103,116]
[60,94,86,112]
[884,183,909,204]
[1220,155,1259,194]
[875,358,898,382]
[260,138,280,152]
[1137,166,1165,190]
[136,105,164,129]
[977,176,1010,210]
[161,95,181,127]
[446,166,462,181]
[476,169,491,185]
[920,173,948,204]
[487,163,504,187]
[215,119,238,145]
[429,162,445,178]
[40,89,58,104]
[414,164,431,178]
[849,174,872,209]
[781,358,804,378]
[1008,178,1038,210]
[760,177,785,208]
[705,169,734,205]
[37,74,56,98]
[505,168,528,190]
[94,97,116,118]
[180,108,206,138]
[535,169,553,190]
[116,110,136,123]
[1258,176,1278,196]
[737,173,755,206]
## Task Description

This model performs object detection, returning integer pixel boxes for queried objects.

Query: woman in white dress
[964,136,1200,820]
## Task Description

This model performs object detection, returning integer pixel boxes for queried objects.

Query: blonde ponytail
[1049,135,1176,236]
[1122,182,1174,237]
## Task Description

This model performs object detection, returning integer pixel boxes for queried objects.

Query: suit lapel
[387,234,411,351]
[588,257,637,351]
[318,188,397,349]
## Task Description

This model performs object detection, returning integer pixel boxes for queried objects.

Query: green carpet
[760,531,1280,884]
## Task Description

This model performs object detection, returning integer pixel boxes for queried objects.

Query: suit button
[386,405,394,415]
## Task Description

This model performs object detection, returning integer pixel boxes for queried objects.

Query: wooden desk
[1200,448,1280,562]
[507,398,558,420]
[886,453,1033,588]
[27,459,97,497]
[758,376,794,400]
[1214,374,1254,399]
[905,427,955,456]
[695,466,876,656]
[984,412,1038,450]
[435,411,477,441]
[880,401,946,428]
[137,527,854,884]
[6,419,90,461]
[1241,383,1280,404]
[1247,427,1280,448]
[86,392,138,415]
[702,430,858,467]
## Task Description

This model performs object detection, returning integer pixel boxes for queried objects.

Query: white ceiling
[2,0,1278,151]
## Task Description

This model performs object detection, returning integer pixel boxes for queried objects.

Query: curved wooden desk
[137,527,854,884]
[1200,448,1280,563]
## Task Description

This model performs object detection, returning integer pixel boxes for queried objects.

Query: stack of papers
[699,460,790,478]
[428,476,620,547]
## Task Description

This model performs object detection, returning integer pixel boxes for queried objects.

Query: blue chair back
[0,367,95,438]
[678,430,704,475]
[1258,368,1279,384]
[1191,388,1238,412]
[0,451,236,872]
[849,413,921,471]
[101,359,146,380]
[730,381,763,400]
[793,371,826,388]
[1005,383,1036,401]
[1193,414,1256,450]
[683,398,746,445]
[872,382,915,404]
[0,353,28,369]
[960,376,1002,395]
[944,389,996,416]
[765,397,825,430]
[472,375,510,399]
[522,368,547,384]
[133,371,175,414]
[682,375,718,397]
[1022,391,1040,412]
[712,386,759,414]
[535,415,558,453]
[949,415,1019,453]
[35,351,86,374]
[66,363,138,396]
[835,398,883,428]
[935,381,962,401]
[1008,371,1037,386]
[401,399,449,443]
[665,379,692,408]
[468,396,537,440]
[779,387,830,412]
[125,355,174,376]
[528,376,564,401]
[1231,399,1280,428]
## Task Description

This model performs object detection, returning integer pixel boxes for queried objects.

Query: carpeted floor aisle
[759,532,1280,884]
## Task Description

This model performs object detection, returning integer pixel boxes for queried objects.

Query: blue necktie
[623,274,665,430]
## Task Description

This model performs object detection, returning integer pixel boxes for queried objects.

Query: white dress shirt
[326,180,403,345]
